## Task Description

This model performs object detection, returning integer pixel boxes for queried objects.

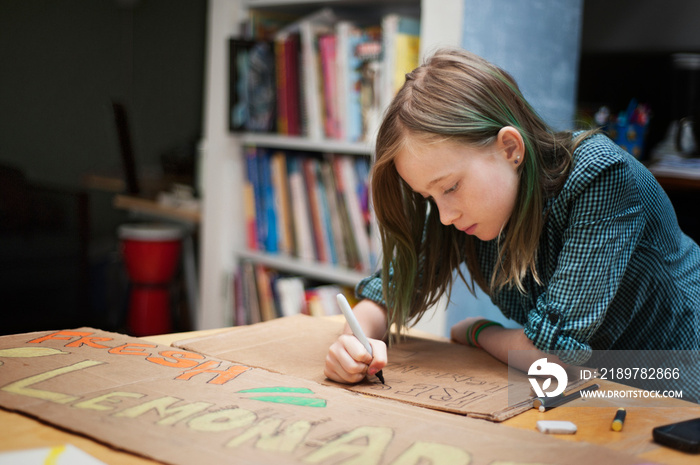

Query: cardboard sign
[0,328,644,465]
[174,315,579,421]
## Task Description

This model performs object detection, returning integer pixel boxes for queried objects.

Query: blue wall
[461,0,583,130]
[444,0,583,336]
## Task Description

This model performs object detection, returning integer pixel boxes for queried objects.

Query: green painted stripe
[247,396,327,408]
[237,387,314,394]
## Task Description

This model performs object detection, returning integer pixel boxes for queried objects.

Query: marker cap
[611,408,626,432]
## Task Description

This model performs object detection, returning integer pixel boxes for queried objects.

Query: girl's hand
[324,334,387,384]
[450,316,484,345]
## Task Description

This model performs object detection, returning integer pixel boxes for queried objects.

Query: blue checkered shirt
[358,134,700,366]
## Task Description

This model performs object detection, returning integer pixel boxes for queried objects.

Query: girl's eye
[444,182,459,195]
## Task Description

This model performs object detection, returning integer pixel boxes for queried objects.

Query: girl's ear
[497,126,525,167]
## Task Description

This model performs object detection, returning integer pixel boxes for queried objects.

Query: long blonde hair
[372,48,591,337]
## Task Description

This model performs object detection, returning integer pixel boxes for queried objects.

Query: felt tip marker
[611,408,626,432]
[336,294,385,384]
[533,383,600,412]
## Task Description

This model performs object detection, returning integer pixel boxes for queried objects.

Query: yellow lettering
[0,347,68,358]
[227,418,311,452]
[1,360,104,404]
[304,426,393,465]
[73,391,145,411]
[187,408,256,432]
[115,396,213,426]
[389,441,471,465]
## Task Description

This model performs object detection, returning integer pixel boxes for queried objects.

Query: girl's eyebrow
[426,174,448,190]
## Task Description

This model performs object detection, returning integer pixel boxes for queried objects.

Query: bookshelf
[238,249,367,286]
[241,133,371,155]
[198,0,462,331]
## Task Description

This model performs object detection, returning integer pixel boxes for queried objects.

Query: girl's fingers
[325,334,387,384]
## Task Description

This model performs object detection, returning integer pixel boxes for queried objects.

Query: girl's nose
[436,200,459,226]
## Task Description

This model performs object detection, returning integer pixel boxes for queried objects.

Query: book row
[229,7,420,143]
[234,261,357,326]
[244,146,379,273]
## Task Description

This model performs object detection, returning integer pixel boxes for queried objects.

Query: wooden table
[113,194,201,224]
[1,328,698,464]
[654,174,700,192]
[502,379,700,464]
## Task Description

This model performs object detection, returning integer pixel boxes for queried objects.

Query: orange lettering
[65,336,113,349]
[147,350,204,369]
[176,361,250,384]
[108,343,156,356]
[28,331,93,344]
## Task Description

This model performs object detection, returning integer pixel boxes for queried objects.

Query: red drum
[119,223,182,336]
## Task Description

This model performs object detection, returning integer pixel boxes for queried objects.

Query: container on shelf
[119,223,183,336]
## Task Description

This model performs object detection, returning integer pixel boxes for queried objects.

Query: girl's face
[394,128,523,242]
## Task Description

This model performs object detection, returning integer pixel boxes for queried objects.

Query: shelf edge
[237,250,371,287]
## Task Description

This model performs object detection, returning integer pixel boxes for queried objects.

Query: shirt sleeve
[356,269,386,306]
[524,159,646,365]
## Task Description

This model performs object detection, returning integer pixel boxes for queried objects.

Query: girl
[324,48,700,391]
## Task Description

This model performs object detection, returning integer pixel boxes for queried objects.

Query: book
[228,38,254,132]
[275,33,302,136]
[316,284,343,316]
[274,275,307,317]
[276,8,337,140]
[243,179,257,250]
[255,264,278,321]
[251,10,418,142]
[336,20,369,143]
[305,289,325,316]
[241,260,261,324]
[274,34,302,135]
[232,269,244,326]
[224,36,294,135]
[245,41,276,132]
[270,151,294,255]
[274,39,289,135]
[312,158,337,264]
[259,149,279,253]
[333,155,372,271]
[320,158,348,268]
[319,33,341,139]
[327,154,361,269]
[300,11,336,140]
[353,156,377,268]
[355,26,383,143]
[380,14,420,112]
[304,284,344,316]
[244,146,264,251]
[303,157,327,262]
[287,155,316,261]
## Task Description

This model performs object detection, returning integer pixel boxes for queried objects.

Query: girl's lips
[463,224,477,235]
